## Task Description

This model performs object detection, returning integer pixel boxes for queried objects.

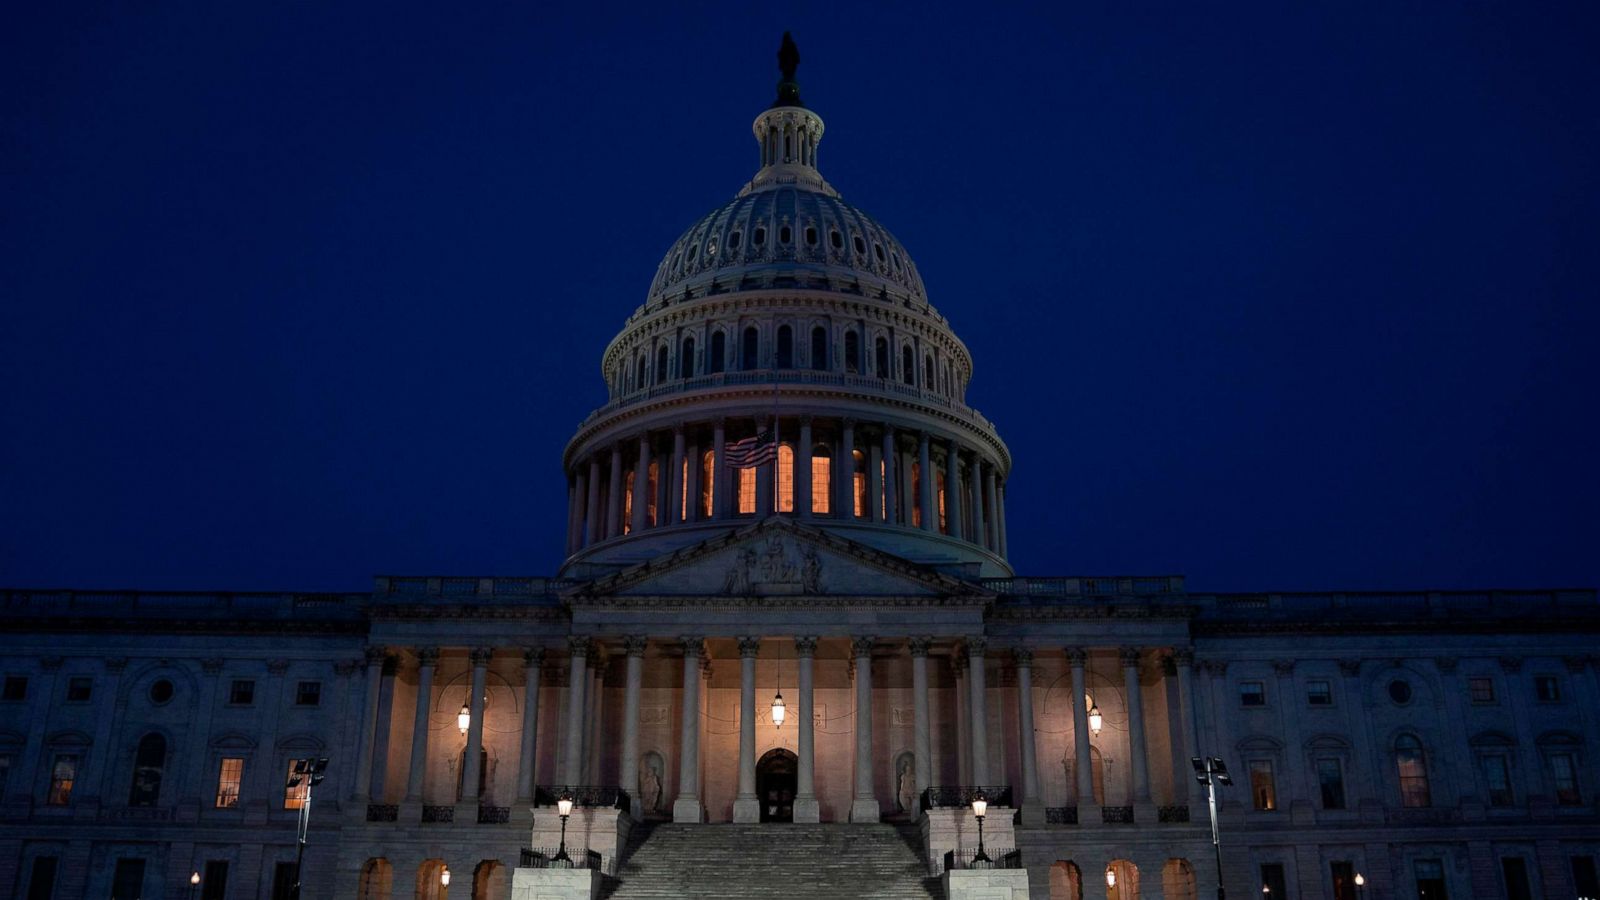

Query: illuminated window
[911,463,922,527]
[681,457,689,521]
[1396,735,1431,807]
[284,761,310,810]
[811,447,831,514]
[646,460,659,527]
[937,469,947,532]
[216,758,244,808]
[701,451,715,517]
[879,459,887,519]
[777,444,795,513]
[622,470,634,534]
[852,450,867,518]
[1248,760,1277,810]
[738,466,755,515]
[47,754,77,806]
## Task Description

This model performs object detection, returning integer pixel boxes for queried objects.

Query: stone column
[756,418,775,518]
[953,654,970,784]
[1173,649,1204,808]
[945,439,964,540]
[584,654,604,784]
[1271,658,1307,813]
[566,475,582,554]
[983,466,999,550]
[584,458,602,545]
[685,438,702,523]
[867,440,883,522]
[838,419,856,518]
[669,427,686,525]
[632,434,651,532]
[516,648,544,804]
[881,425,898,525]
[673,638,705,822]
[1121,647,1152,805]
[619,637,645,817]
[909,638,933,802]
[967,639,990,785]
[794,636,820,823]
[1338,659,1378,809]
[900,443,915,527]
[797,416,813,518]
[995,481,1008,557]
[404,647,439,803]
[353,646,387,801]
[1067,649,1096,808]
[918,433,934,532]
[606,443,625,538]
[734,637,762,822]
[851,637,880,822]
[460,647,490,804]
[562,639,588,786]
[969,457,987,549]
[1014,648,1043,824]
[713,420,729,520]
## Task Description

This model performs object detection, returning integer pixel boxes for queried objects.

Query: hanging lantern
[771,690,787,728]
[440,867,451,886]
[1088,701,1103,737]
[457,704,470,735]
[1106,867,1116,887]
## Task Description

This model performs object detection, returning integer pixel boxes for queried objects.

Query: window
[1534,676,1561,702]
[646,460,659,527]
[853,235,866,255]
[727,230,741,250]
[0,754,9,797]
[655,345,668,383]
[830,229,843,249]
[1481,754,1514,807]
[1501,857,1532,900]
[216,757,244,808]
[737,466,755,515]
[742,326,759,370]
[622,468,634,534]
[709,331,726,374]
[1572,856,1600,900]
[1414,859,1448,900]
[201,861,230,900]
[129,732,166,806]
[804,226,817,246]
[753,226,766,246]
[779,225,791,244]
[48,754,78,806]
[295,681,321,706]
[1468,676,1495,703]
[681,337,695,378]
[1330,861,1357,900]
[271,862,298,900]
[284,760,310,809]
[66,676,93,703]
[3,676,27,701]
[1396,734,1431,807]
[1239,681,1266,707]
[1388,679,1412,704]
[910,462,922,527]
[111,859,147,900]
[810,327,827,371]
[229,679,255,705]
[901,345,915,385]
[680,457,688,522]
[1306,679,1332,706]
[1248,759,1277,810]
[852,449,867,518]
[1260,864,1287,900]
[1316,757,1346,809]
[634,355,645,390]
[844,332,860,373]
[874,337,888,378]
[26,856,57,900]
[777,444,795,513]
[776,325,793,369]
[925,355,934,386]
[700,450,715,518]
[810,446,831,514]
[1550,752,1582,806]
[149,679,174,704]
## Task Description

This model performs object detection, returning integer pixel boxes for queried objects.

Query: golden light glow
[457,704,470,735]
[701,450,715,517]
[778,444,795,512]
[811,452,831,514]
[738,466,755,514]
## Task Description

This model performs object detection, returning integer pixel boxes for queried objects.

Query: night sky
[3,3,1596,593]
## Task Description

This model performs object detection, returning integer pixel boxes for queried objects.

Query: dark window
[753,226,766,246]
[1317,757,1346,809]
[681,337,695,378]
[149,679,174,704]
[1239,681,1266,706]
[295,681,321,706]
[0,754,10,797]
[1482,754,1514,807]
[810,327,828,371]
[830,230,843,249]
[111,859,146,900]
[844,332,860,374]
[779,225,791,244]
[1572,856,1600,899]
[1249,760,1276,810]
[709,332,726,374]
[925,355,934,386]
[1414,859,1448,900]
[1330,861,1357,900]
[804,226,817,245]
[26,856,57,900]
[1501,857,1532,900]
[271,861,298,900]
[853,235,866,255]
[655,345,668,383]
[1307,680,1333,705]
[901,345,915,385]
[1468,676,1495,703]
[874,242,885,262]
[741,327,759,370]
[1388,679,1413,704]
[686,242,697,261]
[1535,676,1561,702]
[727,231,741,250]
[775,325,793,369]
[66,677,93,703]
[874,337,889,379]
[229,679,255,705]
[635,355,646,390]
[1260,864,1287,900]
[201,861,230,900]
[129,733,166,806]
[47,754,77,805]
[3,676,27,701]
[1550,752,1582,805]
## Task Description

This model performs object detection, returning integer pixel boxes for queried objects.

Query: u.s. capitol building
[4,35,1598,900]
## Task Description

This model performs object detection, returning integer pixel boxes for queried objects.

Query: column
[945,439,964,540]
[584,458,602,546]
[179,659,221,806]
[794,636,820,823]
[881,425,898,525]
[838,419,856,518]
[713,420,729,520]
[565,477,580,554]
[983,466,999,550]
[669,427,686,525]
[673,638,705,822]
[1338,659,1378,807]
[867,439,883,522]
[353,646,387,801]
[1121,647,1152,804]
[917,432,934,532]
[969,457,987,549]
[967,639,989,785]
[1068,649,1096,808]
[631,434,651,532]
[953,653,970,784]
[734,637,761,822]
[995,481,1008,557]
[909,638,933,803]
[460,647,490,804]
[619,638,645,818]
[1014,648,1043,824]
[1272,658,1307,812]
[797,416,813,518]
[516,648,544,804]
[404,647,438,803]
[606,444,625,537]
[850,636,880,822]
[1173,648,1204,809]
[561,639,588,786]
[685,437,702,523]
[584,653,604,784]
[370,657,397,800]
[756,418,775,518]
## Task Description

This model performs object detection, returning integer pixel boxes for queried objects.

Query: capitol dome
[559,35,1012,579]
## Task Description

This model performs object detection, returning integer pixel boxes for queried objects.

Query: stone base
[672,798,704,823]
[1134,800,1159,824]
[850,798,881,823]
[732,797,761,823]
[511,866,601,900]
[921,807,1017,872]
[943,867,1030,900]
[792,796,820,823]
[529,805,632,870]
[1018,803,1046,826]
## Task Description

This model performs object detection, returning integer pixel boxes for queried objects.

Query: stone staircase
[601,822,945,899]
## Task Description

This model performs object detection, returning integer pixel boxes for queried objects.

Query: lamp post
[969,790,991,866]
[1192,756,1233,900]
[287,756,329,900]
[189,870,200,900]
[1354,873,1366,900]
[552,790,576,866]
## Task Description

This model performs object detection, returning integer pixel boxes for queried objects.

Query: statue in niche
[723,548,756,594]
[895,752,916,814]
[801,546,822,594]
[639,752,664,813]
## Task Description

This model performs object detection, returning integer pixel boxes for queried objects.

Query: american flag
[725,430,778,468]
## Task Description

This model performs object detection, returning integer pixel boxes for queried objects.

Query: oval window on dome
[891,252,902,270]
[874,243,885,262]
[1389,679,1413,705]
[830,230,843,250]
[852,235,866,256]
[779,225,792,244]
[686,243,698,262]
[706,238,718,257]
[754,227,767,247]
[728,231,742,250]
[805,226,818,246]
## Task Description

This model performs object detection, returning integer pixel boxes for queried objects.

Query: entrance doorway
[756,749,798,822]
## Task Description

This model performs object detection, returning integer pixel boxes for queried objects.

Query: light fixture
[969,790,990,865]
[1263,887,1271,895]
[457,703,471,735]
[440,867,451,886]
[772,657,786,728]
[1106,867,1117,887]
[189,870,200,900]
[190,872,200,886]
[553,790,575,865]
[1088,700,1103,738]
[1355,873,1366,899]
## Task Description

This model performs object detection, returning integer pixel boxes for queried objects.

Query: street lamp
[189,870,200,900]
[552,790,576,866]
[287,756,329,900]
[1193,756,1234,900]
[1354,873,1366,899]
[970,790,991,866]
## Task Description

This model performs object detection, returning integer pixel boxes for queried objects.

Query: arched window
[852,449,868,518]
[129,732,166,806]
[874,337,889,378]
[1049,861,1083,900]
[701,450,715,518]
[635,355,646,391]
[844,332,860,374]
[810,326,828,371]
[777,443,795,512]
[742,327,760,370]
[655,345,668,384]
[1162,859,1197,900]
[925,355,935,387]
[646,460,659,527]
[811,444,831,514]
[911,462,922,528]
[358,858,394,900]
[1395,734,1431,807]
[622,469,635,535]
[738,465,756,515]
[709,331,726,374]
[902,345,915,385]
[681,337,696,378]
[776,326,794,369]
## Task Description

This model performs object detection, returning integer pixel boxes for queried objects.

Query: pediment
[567,518,988,602]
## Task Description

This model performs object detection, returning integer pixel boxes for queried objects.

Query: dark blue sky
[3,3,1596,592]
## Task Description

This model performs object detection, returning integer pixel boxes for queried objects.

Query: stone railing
[421,805,454,824]
[1196,589,1599,622]
[1101,806,1135,824]
[920,786,1014,813]
[1157,805,1190,823]
[477,805,510,824]
[365,804,398,822]
[1,589,366,621]
[373,576,582,599]
[981,576,1185,598]
[1044,807,1078,825]
[534,785,631,810]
